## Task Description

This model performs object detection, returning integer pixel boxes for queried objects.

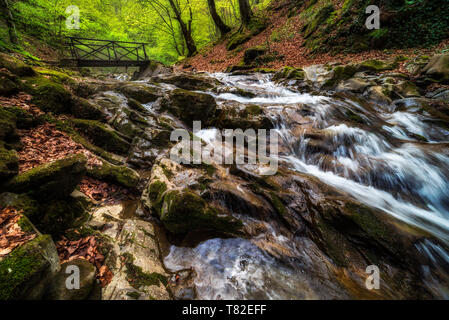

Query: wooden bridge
[60,37,151,68]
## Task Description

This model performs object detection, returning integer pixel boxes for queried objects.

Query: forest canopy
[1,0,272,64]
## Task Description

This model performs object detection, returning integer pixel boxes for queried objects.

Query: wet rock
[46,259,96,300]
[0,233,60,300]
[87,204,171,300]
[364,86,392,105]
[273,67,306,82]
[133,60,172,80]
[162,89,217,126]
[153,74,221,91]
[432,90,449,104]
[142,158,244,237]
[215,103,273,130]
[117,83,160,104]
[336,77,373,93]
[422,54,449,83]
[4,154,87,200]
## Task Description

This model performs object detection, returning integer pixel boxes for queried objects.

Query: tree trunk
[238,0,252,26]
[207,0,231,36]
[0,0,18,44]
[167,0,197,57]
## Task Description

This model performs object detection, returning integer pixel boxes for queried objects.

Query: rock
[162,89,217,126]
[46,259,96,300]
[395,81,420,98]
[4,154,87,200]
[0,106,35,129]
[0,71,20,96]
[133,60,172,80]
[87,204,171,300]
[0,144,18,181]
[273,67,305,82]
[405,55,430,75]
[0,234,60,300]
[25,78,73,114]
[432,90,449,104]
[357,59,397,72]
[0,193,39,221]
[322,64,359,89]
[71,119,131,155]
[142,158,244,237]
[0,107,20,145]
[70,97,106,121]
[336,78,373,93]
[153,74,221,91]
[86,160,140,190]
[364,86,392,105]
[243,47,267,65]
[117,83,160,104]
[0,53,36,77]
[422,54,449,83]
[215,103,273,130]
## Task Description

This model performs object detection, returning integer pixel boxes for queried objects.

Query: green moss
[302,4,334,39]
[0,145,18,181]
[0,53,36,77]
[126,291,141,299]
[24,77,73,114]
[246,105,263,116]
[33,67,75,86]
[87,161,140,190]
[323,65,358,88]
[358,59,397,72]
[160,189,243,235]
[71,119,130,155]
[5,154,87,200]
[148,180,167,214]
[0,106,34,129]
[268,192,288,217]
[122,253,167,289]
[70,97,105,121]
[0,235,49,300]
[227,32,252,51]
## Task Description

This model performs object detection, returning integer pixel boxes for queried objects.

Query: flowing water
[163,73,449,299]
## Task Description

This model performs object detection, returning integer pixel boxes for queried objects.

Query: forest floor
[180,8,449,73]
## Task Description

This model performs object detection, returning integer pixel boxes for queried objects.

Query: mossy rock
[87,160,140,190]
[70,97,105,121]
[4,154,87,200]
[163,89,217,126]
[149,184,243,235]
[357,59,398,73]
[422,54,449,83]
[37,197,88,236]
[33,67,75,86]
[323,65,359,89]
[273,67,305,81]
[243,47,268,65]
[155,74,220,91]
[71,119,131,155]
[127,98,150,115]
[0,53,36,77]
[118,83,160,104]
[0,71,20,96]
[227,32,252,51]
[0,234,59,300]
[302,4,334,39]
[25,77,73,114]
[0,193,39,222]
[0,144,18,181]
[0,107,20,143]
[0,106,35,129]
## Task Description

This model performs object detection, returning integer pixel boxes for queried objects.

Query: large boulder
[70,97,106,121]
[422,54,449,83]
[46,259,97,300]
[117,83,160,104]
[162,89,217,126]
[0,53,35,77]
[3,154,87,200]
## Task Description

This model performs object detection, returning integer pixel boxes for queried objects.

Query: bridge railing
[66,37,149,63]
